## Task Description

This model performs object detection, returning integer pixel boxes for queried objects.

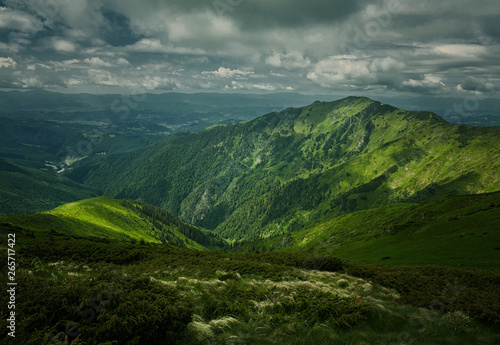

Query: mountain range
[66,96,500,241]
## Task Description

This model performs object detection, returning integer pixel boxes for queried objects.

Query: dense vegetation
[121,199,227,249]
[0,92,324,216]
[1,232,499,344]
[68,97,500,241]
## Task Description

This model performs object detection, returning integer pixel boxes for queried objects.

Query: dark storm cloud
[478,15,500,41]
[457,76,495,94]
[100,9,142,47]
[114,0,367,29]
[224,0,368,29]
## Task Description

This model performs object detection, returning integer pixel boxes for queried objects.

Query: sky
[0,0,499,100]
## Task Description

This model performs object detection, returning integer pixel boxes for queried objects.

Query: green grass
[244,192,500,271]
[0,196,227,250]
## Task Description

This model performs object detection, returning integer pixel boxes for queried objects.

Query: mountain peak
[68,95,500,240]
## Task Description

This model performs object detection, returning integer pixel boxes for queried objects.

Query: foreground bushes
[2,237,499,344]
[1,238,363,344]
[0,275,193,345]
[345,262,500,325]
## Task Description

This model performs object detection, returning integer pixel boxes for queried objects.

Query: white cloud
[307,55,406,89]
[142,75,178,90]
[84,67,178,90]
[48,59,81,70]
[83,57,113,67]
[60,59,80,66]
[48,57,127,71]
[265,54,281,67]
[25,62,53,71]
[202,67,253,78]
[369,57,406,72]
[433,44,488,58]
[307,56,371,87]
[87,69,123,87]
[66,78,83,86]
[224,80,286,91]
[0,0,498,97]
[0,57,17,68]
[270,72,286,77]
[15,76,44,88]
[116,57,131,66]
[0,6,43,33]
[0,42,20,53]
[54,0,106,39]
[129,9,237,44]
[402,74,446,92]
[252,83,277,91]
[53,39,76,53]
[36,63,53,70]
[125,38,205,55]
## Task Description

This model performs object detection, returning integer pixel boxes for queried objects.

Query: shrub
[337,279,349,289]
[2,272,193,344]
[300,256,343,272]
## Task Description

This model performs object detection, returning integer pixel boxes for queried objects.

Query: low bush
[345,261,500,325]
[0,274,193,344]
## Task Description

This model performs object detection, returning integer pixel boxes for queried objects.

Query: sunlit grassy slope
[0,196,227,250]
[248,192,500,270]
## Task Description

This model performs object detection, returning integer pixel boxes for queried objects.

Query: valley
[0,91,325,171]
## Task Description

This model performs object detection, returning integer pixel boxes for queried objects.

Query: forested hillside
[0,159,99,215]
[69,97,500,240]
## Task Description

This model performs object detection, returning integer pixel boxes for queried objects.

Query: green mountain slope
[245,192,500,270]
[0,159,100,215]
[0,196,227,250]
[69,97,500,240]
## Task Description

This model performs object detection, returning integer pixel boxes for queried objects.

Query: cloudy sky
[0,0,499,98]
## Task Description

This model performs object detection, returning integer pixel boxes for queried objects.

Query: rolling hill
[0,196,227,250]
[68,97,500,241]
